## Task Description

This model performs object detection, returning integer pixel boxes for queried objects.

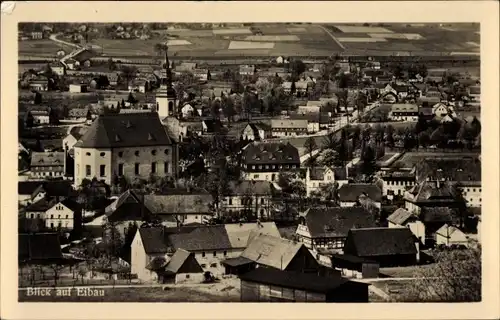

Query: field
[18,39,74,56]
[326,23,480,55]
[87,24,343,58]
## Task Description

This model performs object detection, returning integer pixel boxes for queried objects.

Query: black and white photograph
[2,2,498,314]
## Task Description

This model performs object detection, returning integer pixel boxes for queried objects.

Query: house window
[202,252,205,257]
[65,215,68,219]
[185,274,190,279]
[151,150,157,156]
[210,263,217,268]
[201,264,207,268]
[254,174,259,179]
[100,165,106,177]
[50,223,54,228]
[151,162,157,174]
[51,215,53,219]
[164,149,169,155]
[134,163,140,175]
[213,251,217,257]
[135,151,140,156]
[260,198,264,204]
[86,152,91,156]
[223,251,227,256]
[85,165,91,176]
[229,199,232,205]
[118,164,124,176]
[30,214,34,219]
[164,162,169,173]
[118,151,124,158]
[100,152,105,157]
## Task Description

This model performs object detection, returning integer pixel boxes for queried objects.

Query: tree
[430,126,446,147]
[126,92,137,105]
[319,149,338,167]
[316,181,339,203]
[322,132,337,150]
[231,79,244,94]
[415,115,428,134]
[360,145,377,177]
[402,245,481,302]
[289,59,306,79]
[304,137,317,168]
[25,111,34,128]
[101,217,124,259]
[418,131,431,148]
[34,91,42,104]
[120,65,137,88]
[335,129,349,167]
[107,58,116,71]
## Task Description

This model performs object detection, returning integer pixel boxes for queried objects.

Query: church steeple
[164,44,174,94]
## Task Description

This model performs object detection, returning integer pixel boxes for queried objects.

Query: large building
[240,142,300,182]
[155,45,178,119]
[73,112,178,186]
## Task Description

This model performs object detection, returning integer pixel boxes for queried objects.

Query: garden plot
[334,25,394,33]
[287,27,307,33]
[228,41,275,50]
[213,28,252,35]
[165,39,192,46]
[244,35,300,42]
[337,37,388,43]
[369,33,425,40]
[214,49,272,56]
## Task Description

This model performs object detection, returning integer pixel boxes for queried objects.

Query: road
[317,24,346,51]
[49,33,81,50]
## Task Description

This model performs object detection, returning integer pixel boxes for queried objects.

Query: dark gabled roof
[387,208,415,225]
[302,207,376,239]
[227,180,274,196]
[407,181,455,202]
[164,249,203,274]
[18,233,63,262]
[18,181,43,195]
[68,125,88,140]
[242,142,300,165]
[345,227,417,257]
[60,198,82,212]
[106,189,151,222]
[76,112,173,148]
[167,225,231,251]
[221,256,254,267]
[239,268,361,294]
[139,227,169,254]
[25,198,57,212]
[202,119,224,133]
[420,207,453,223]
[31,180,75,198]
[144,194,212,215]
[338,184,382,202]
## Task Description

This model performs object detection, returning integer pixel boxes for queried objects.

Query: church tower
[156,44,177,119]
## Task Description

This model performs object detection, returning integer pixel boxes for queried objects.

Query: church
[155,45,178,119]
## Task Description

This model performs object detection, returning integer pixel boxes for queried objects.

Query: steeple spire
[164,44,173,90]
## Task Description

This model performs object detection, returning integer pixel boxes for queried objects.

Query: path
[317,25,346,51]
[49,33,81,50]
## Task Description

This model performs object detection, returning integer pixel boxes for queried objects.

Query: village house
[30,31,44,40]
[193,69,210,81]
[239,65,256,76]
[297,101,322,114]
[260,67,291,79]
[239,267,369,302]
[174,62,197,74]
[435,224,470,247]
[241,123,272,141]
[18,180,75,206]
[131,222,280,281]
[65,58,79,70]
[73,112,179,186]
[202,119,224,135]
[468,85,480,106]
[327,253,380,279]
[296,207,376,251]
[63,126,88,152]
[338,184,382,209]
[69,83,88,93]
[240,142,300,182]
[21,198,57,221]
[383,83,410,100]
[29,79,49,92]
[128,79,148,93]
[289,113,329,134]
[149,249,205,284]
[378,169,416,198]
[270,119,308,137]
[221,180,275,219]
[343,227,420,267]
[43,198,82,231]
[180,103,196,118]
[239,233,320,274]
[50,62,66,76]
[282,81,311,97]
[336,61,351,74]
[388,103,419,122]
[29,110,50,125]
[432,102,456,120]
[67,106,93,121]
[387,208,426,244]
[105,189,214,234]
[305,166,348,197]
[30,152,65,179]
